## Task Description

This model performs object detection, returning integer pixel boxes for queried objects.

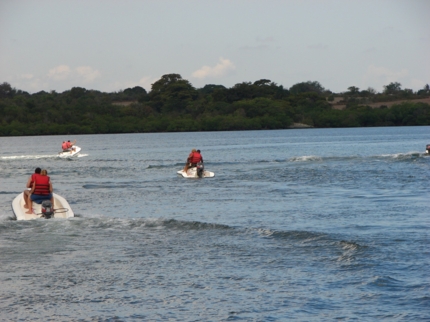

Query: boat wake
[379,152,423,160]
[0,153,88,161]
[289,155,323,162]
[0,154,58,160]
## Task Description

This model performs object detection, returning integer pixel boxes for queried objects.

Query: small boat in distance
[177,162,215,178]
[426,144,430,154]
[12,192,75,220]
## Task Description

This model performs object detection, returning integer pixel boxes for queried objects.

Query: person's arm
[49,182,53,193]
[29,182,35,194]
[26,176,32,188]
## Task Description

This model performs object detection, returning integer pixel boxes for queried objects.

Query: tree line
[0,75,429,136]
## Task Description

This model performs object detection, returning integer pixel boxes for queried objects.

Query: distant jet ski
[177,162,215,178]
[426,144,430,154]
[58,146,81,158]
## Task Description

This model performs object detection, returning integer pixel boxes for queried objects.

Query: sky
[1,0,429,94]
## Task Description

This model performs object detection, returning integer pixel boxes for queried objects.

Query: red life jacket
[66,142,72,148]
[190,152,202,164]
[33,175,51,195]
[62,142,68,150]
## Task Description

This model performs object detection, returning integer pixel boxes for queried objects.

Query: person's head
[68,140,70,142]
[40,169,48,176]
[35,167,41,174]
[192,149,196,152]
[197,150,201,153]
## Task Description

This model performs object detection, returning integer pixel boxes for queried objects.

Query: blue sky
[1,0,429,94]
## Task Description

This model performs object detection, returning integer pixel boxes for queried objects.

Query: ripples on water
[0,128,429,321]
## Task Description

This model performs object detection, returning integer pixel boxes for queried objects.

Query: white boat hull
[12,192,75,220]
[58,146,81,158]
[177,167,215,178]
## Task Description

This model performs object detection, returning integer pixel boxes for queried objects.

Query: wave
[378,151,423,161]
[367,275,404,290]
[0,153,88,161]
[256,227,326,240]
[82,183,143,189]
[0,154,58,160]
[42,152,424,171]
[289,155,323,162]
[254,228,368,259]
[339,240,363,251]
[0,215,368,265]
[194,154,410,168]
[0,214,341,240]
[0,191,18,195]
[26,216,234,232]
[147,163,184,169]
[282,152,427,164]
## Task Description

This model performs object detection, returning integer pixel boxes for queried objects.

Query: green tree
[0,82,15,98]
[383,82,402,94]
[198,84,226,95]
[347,86,360,95]
[289,81,325,95]
[148,74,197,113]
[417,84,430,95]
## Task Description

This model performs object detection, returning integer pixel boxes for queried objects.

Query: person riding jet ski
[183,149,203,173]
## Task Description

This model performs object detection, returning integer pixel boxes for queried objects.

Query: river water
[0,127,429,321]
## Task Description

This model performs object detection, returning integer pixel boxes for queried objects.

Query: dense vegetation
[0,75,429,136]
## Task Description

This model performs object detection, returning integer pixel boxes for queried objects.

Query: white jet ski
[12,192,75,220]
[426,144,430,154]
[177,162,215,178]
[58,146,81,158]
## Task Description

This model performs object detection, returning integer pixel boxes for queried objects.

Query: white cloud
[18,78,49,92]
[76,66,101,83]
[192,57,236,79]
[46,65,101,83]
[365,65,408,82]
[47,65,72,80]
[137,76,154,90]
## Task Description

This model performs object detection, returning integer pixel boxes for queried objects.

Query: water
[0,127,429,321]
